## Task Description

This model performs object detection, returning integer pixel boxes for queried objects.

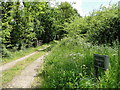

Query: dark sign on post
[94,54,109,78]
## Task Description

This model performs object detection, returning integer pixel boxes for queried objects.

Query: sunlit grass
[39,37,118,88]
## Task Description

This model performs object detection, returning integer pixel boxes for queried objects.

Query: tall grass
[39,37,118,88]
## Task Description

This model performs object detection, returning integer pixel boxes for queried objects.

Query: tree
[1,2,14,48]
[52,2,80,40]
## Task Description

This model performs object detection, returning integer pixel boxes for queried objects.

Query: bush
[1,44,12,58]
[86,4,119,45]
[63,4,119,45]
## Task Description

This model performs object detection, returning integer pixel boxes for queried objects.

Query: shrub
[86,4,119,45]
[1,44,12,58]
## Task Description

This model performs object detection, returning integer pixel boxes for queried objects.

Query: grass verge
[39,37,118,88]
[31,64,44,88]
[1,44,48,65]
[1,51,46,87]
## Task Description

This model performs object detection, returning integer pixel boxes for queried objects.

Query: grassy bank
[38,37,118,88]
[1,51,45,87]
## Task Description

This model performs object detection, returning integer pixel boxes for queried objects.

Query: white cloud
[50,0,91,16]
[58,0,85,16]
[83,0,112,2]
[72,1,87,16]
[50,0,118,17]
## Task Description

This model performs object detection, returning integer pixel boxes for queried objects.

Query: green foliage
[64,4,119,45]
[40,37,118,88]
[1,1,79,54]
[64,17,88,37]
[58,2,80,22]
[1,44,12,58]
[87,4,119,45]
[1,2,13,48]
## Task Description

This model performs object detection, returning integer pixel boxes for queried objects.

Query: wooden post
[94,67,99,79]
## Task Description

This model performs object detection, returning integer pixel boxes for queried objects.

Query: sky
[52,0,119,17]
[3,0,119,16]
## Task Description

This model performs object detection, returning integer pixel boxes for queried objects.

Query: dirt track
[0,46,50,73]
[0,51,38,73]
[4,53,48,88]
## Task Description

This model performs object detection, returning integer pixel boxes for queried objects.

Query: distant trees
[1,1,80,57]
[2,2,13,48]
[2,2,37,50]
[51,2,80,40]
[87,4,119,45]
[64,3,119,45]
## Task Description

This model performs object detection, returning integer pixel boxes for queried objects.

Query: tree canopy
[1,1,119,57]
